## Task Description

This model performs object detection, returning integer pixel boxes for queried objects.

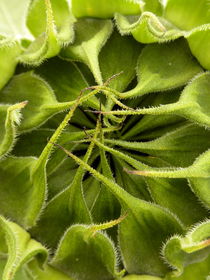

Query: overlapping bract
[0,0,210,279]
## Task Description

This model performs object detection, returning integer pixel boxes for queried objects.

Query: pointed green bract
[146,177,209,226]
[115,12,182,44]
[0,70,100,132]
[124,148,210,209]
[56,146,184,276]
[0,102,27,158]
[35,57,99,109]
[122,40,202,98]
[60,18,113,85]
[30,119,101,248]
[99,31,142,92]
[91,128,121,229]
[163,220,210,276]
[1,1,210,279]
[0,215,47,280]
[125,148,210,179]
[105,72,210,128]
[0,95,80,228]
[187,27,210,70]
[121,90,183,140]
[26,0,74,45]
[0,72,58,131]
[0,0,75,67]
[106,124,210,167]
[52,224,119,280]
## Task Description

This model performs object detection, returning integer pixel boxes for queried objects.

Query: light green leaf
[140,0,163,15]
[0,215,47,280]
[164,0,210,30]
[27,0,75,45]
[0,72,58,132]
[60,19,113,84]
[52,224,119,280]
[115,12,182,44]
[146,177,209,226]
[122,40,202,98]
[35,57,99,109]
[0,97,80,227]
[99,30,142,92]
[27,260,74,280]
[0,258,74,280]
[165,255,210,280]
[187,27,210,70]
[0,71,99,132]
[47,157,77,200]
[91,130,121,241]
[19,0,60,65]
[163,220,210,277]
[0,101,27,158]
[0,156,40,227]
[188,178,210,209]
[71,0,141,18]
[0,0,32,40]
[0,44,21,90]
[0,0,74,66]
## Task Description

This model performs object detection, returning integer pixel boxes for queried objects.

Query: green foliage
[0,0,210,279]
